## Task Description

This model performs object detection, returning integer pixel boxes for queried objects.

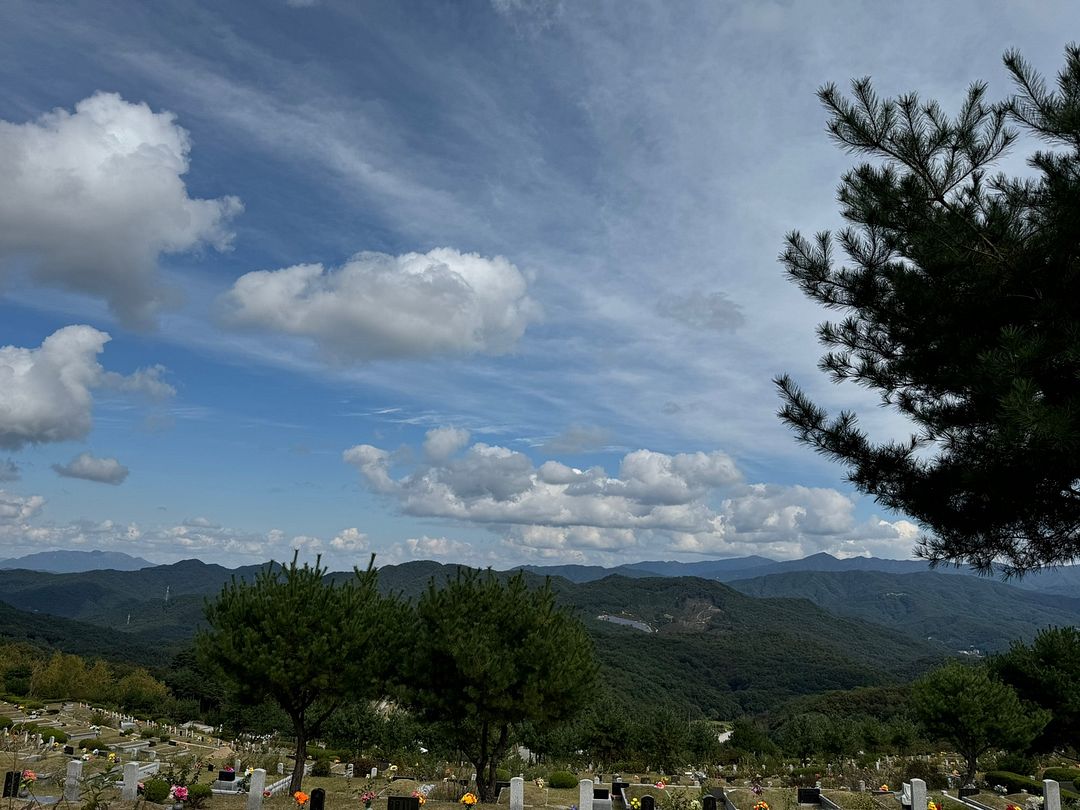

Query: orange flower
[294,791,310,806]
[460,793,478,806]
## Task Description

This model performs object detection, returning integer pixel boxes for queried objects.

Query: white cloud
[220,248,541,362]
[0,460,19,482]
[52,452,129,485]
[656,291,746,333]
[0,92,241,327]
[0,490,45,523]
[344,432,902,560]
[330,527,368,551]
[0,325,175,450]
[423,427,471,462]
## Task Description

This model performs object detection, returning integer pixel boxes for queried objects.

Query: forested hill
[727,569,1080,652]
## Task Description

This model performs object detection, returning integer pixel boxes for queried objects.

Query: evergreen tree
[990,626,1080,753]
[404,569,596,802]
[777,46,1080,574]
[912,661,1047,784]
[197,552,395,793]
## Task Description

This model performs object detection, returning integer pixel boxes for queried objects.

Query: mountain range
[1,550,1077,716]
[0,549,155,573]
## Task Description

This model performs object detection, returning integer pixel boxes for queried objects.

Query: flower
[461,793,478,806]
[880,786,889,792]
[752,802,769,810]
[631,800,642,810]
[691,801,702,810]
[360,791,378,805]
[225,767,236,773]
[1006,805,1024,810]
[295,791,310,806]
[535,778,546,789]
[413,791,427,806]
[264,791,273,798]
[21,770,37,783]
[928,802,940,810]
[655,782,666,789]
[171,786,190,802]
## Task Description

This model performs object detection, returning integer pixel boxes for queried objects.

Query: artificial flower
[461,793,478,806]
[295,791,310,806]
[752,801,769,810]
[171,786,189,802]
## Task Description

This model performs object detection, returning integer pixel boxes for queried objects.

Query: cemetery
[3,697,1076,810]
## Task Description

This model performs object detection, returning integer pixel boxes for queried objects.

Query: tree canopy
[403,569,597,802]
[197,553,396,793]
[912,660,1048,783]
[776,46,1080,574]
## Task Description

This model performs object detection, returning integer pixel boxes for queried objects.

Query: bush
[994,754,1036,777]
[22,700,44,711]
[903,761,948,790]
[187,783,213,808]
[143,779,171,803]
[78,739,95,750]
[0,717,11,730]
[312,758,332,777]
[141,728,157,739]
[984,772,1080,801]
[1044,769,1080,790]
[548,771,578,789]
[496,769,511,782]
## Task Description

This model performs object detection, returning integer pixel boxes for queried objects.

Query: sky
[0,0,1073,569]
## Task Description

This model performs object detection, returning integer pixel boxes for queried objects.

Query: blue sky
[0,0,1072,568]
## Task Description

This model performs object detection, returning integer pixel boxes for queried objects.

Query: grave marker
[641,796,655,810]
[511,777,525,810]
[704,796,718,810]
[2,772,18,799]
[387,797,419,810]
[910,778,926,810]
[1044,780,1061,810]
[311,788,326,810]
[579,779,594,810]
[246,769,267,810]
[65,761,83,802]
[123,762,140,800]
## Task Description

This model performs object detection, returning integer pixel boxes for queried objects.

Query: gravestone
[65,760,83,802]
[311,788,326,810]
[370,768,378,779]
[247,769,267,810]
[387,797,419,810]
[2,772,18,799]
[1044,780,1061,810]
[123,762,140,800]
[511,777,525,810]
[579,779,595,810]
[611,782,630,800]
[910,778,926,810]
[278,763,285,775]
[641,797,655,810]
[64,746,75,756]
[797,788,821,804]
[595,788,610,800]
[704,795,718,810]
[345,764,354,779]
[959,787,979,798]
[858,782,865,793]
[220,770,236,782]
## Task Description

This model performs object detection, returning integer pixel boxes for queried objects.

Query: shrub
[903,761,948,790]
[141,728,157,739]
[0,718,11,730]
[984,772,1080,801]
[143,779,171,803]
[90,712,107,726]
[548,771,578,789]
[23,699,44,711]
[187,783,213,808]
[78,739,95,750]
[312,758,332,777]
[496,769,511,782]
[1044,769,1080,790]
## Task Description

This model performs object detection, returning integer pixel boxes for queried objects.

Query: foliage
[548,771,578,789]
[144,778,172,803]
[1043,768,1080,790]
[902,760,948,790]
[312,757,332,777]
[404,569,597,802]
[912,661,1049,783]
[197,552,397,793]
[776,46,1080,574]
[990,626,1080,753]
[982,771,1080,800]
[187,783,213,809]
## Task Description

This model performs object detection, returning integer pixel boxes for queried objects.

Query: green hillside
[728,569,1080,652]
[0,600,159,667]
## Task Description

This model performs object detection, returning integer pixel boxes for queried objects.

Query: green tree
[114,668,169,715]
[778,712,830,762]
[912,661,1048,784]
[404,569,597,802]
[197,553,395,793]
[990,626,1080,753]
[776,46,1080,574]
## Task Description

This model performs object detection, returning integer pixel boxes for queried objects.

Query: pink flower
[171,785,190,802]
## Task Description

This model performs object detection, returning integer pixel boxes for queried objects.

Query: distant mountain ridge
[0,549,155,573]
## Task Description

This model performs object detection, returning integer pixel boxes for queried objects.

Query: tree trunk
[290,719,308,794]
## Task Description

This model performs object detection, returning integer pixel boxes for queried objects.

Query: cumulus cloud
[330,527,368,551]
[220,248,541,362]
[0,460,19,482]
[344,430,918,560]
[423,427,471,462]
[0,325,175,450]
[0,92,242,327]
[0,490,45,523]
[52,452,129,485]
[656,291,746,332]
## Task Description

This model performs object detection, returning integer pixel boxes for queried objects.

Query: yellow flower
[461,793,478,806]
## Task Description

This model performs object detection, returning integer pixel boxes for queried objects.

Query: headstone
[371,768,378,779]
[858,782,866,793]
[704,796,718,810]
[612,782,630,799]
[278,763,285,776]
[247,769,267,810]
[910,778,926,810]
[220,770,237,782]
[387,797,419,810]
[2,772,18,799]
[311,788,326,810]
[345,764,354,779]
[579,779,595,810]
[595,789,610,800]
[511,777,525,810]
[65,760,83,802]
[64,746,75,756]
[641,797,655,810]
[49,736,55,747]
[798,788,821,804]
[1044,780,1061,810]
[123,762,140,800]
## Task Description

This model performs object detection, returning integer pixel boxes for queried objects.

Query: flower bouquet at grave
[460,792,478,806]
[360,789,378,809]
[752,801,769,810]
[295,790,310,806]
[412,790,427,806]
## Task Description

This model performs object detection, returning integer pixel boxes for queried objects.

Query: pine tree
[404,569,597,803]
[777,46,1080,574]
[197,553,396,793]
